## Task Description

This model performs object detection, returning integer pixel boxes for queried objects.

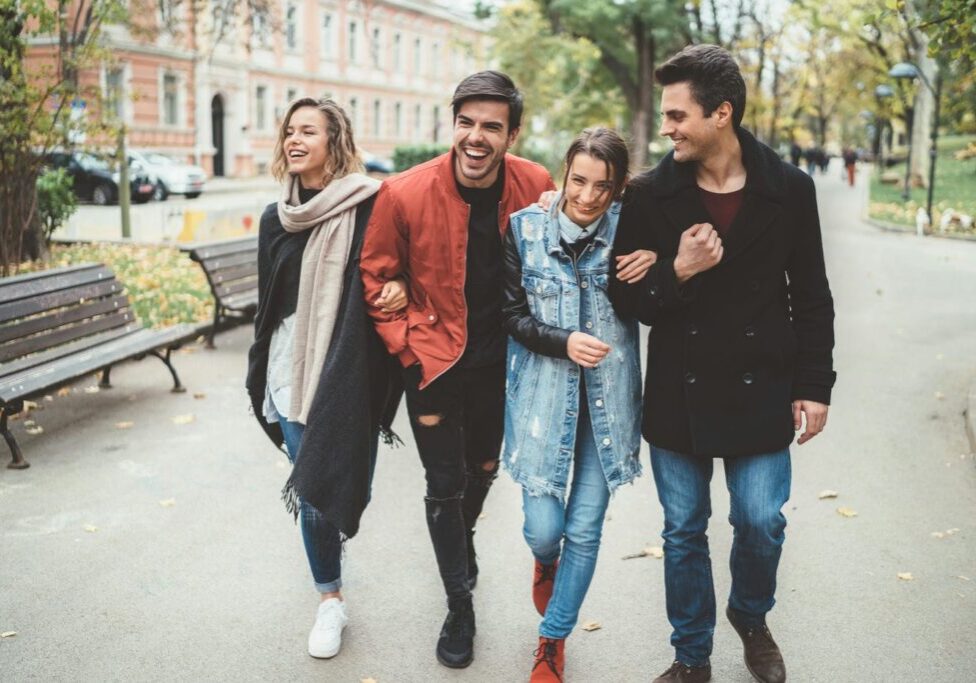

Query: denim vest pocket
[522,273,561,325]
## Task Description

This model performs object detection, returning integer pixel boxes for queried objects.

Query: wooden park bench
[180,236,258,348]
[0,263,196,469]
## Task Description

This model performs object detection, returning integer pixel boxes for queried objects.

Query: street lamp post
[889,62,942,224]
[874,84,893,171]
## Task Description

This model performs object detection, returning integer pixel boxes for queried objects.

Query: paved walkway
[2,167,975,681]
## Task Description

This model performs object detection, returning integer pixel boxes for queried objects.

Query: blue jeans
[650,446,791,667]
[279,418,378,594]
[522,401,611,639]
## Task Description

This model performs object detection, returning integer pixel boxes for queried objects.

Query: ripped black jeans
[403,362,504,603]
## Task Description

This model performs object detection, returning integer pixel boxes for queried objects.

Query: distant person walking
[789,142,802,167]
[245,97,403,661]
[502,128,654,682]
[842,147,858,187]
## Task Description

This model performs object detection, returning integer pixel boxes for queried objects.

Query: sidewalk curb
[862,216,976,242]
[967,382,976,457]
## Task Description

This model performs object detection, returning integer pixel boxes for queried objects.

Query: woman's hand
[567,331,610,368]
[374,278,408,313]
[615,249,657,283]
[536,190,558,211]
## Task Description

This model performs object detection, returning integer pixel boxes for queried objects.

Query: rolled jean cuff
[539,624,573,640]
[315,578,342,594]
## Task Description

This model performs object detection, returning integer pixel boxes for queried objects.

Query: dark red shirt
[699,186,744,238]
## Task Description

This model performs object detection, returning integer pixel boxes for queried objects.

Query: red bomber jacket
[360,151,555,388]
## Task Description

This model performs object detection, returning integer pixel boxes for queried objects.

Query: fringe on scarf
[281,480,300,522]
[380,426,404,448]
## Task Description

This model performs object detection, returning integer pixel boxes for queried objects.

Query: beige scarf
[278,172,380,424]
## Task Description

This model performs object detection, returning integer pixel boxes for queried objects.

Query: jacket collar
[543,193,618,256]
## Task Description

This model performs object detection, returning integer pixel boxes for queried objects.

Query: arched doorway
[211,94,225,177]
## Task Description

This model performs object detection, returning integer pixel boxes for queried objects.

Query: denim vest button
[585,321,593,329]
[536,285,543,293]
[742,372,755,384]
[684,372,696,384]
[581,280,589,288]
[602,437,611,446]
[595,399,604,407]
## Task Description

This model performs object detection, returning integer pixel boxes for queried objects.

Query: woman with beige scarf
[245,98,405,660]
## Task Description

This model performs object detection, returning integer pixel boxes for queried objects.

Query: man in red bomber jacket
[360,71,554,669]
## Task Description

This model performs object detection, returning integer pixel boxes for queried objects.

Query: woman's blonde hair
[271,97,364,184]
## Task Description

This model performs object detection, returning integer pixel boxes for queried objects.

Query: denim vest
[504,197,642,498]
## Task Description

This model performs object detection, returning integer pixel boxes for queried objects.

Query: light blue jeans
[279,418,378,594]
[650,446,791,667]
[521,400,611,639]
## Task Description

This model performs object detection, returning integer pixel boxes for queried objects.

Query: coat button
[581,280,589,289]
[750,280,760,292]
[428,314,436,322]
[595,399,604,407]
[536,285,543,293]
[585,321,593,329]
[684,372,696,384]
[687,325,699,336]
[602,437,611,446]
[742,372,755,384]
[649,285,659,296]
[744,326,756,338]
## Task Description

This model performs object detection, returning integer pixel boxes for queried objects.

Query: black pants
[404,362,504,603]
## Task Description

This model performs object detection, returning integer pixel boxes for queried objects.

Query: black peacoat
[609,129,836,457]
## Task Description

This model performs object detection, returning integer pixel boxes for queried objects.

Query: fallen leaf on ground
[947,528,960,535]
[836,507,858,518]
[44,395,54,402]
[934,391,945,400]
[159,499,176,508]
[931,532,946,539]
[193,392,206,400]
[818,489,839,499]
[83,385,100,394]
[897,572,914,581]
[25,426,44,435]
[1,631,16,638]
[83,525,98,533]
[956,576,971,581]
[23,400,38,411]
[172,414,195,425]
[57,388,71,397]
[115,421,134,430]
[580,621,602,632]
[478,513,486,520]
[645,546,664,559]
[361,678,378,683]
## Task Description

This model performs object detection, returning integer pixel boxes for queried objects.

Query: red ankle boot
[529,636,565,682]
[533,559,559,616]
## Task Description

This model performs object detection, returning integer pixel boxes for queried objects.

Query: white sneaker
[307,598,348,658]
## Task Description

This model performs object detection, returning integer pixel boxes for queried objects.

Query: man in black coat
[609,45,836,683]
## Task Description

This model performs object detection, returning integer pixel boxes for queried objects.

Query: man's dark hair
[654,44,746,130]
[451,70,523,131]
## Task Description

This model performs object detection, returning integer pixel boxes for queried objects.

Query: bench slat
[200,251,256,273]
[0,280,122,325]
[0,324,195,403]
[220,292,258,311]
[185,236,258,261]
[0,295,129,346]
[0,309,134,364]
[0,320,138,380]
[211,262,258,284]
[0,264,114,304]
[214,277,259,299]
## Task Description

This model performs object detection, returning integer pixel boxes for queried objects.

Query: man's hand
[567,331,610,368]
[373,278,408,313]
[537,190,558,211]
[615,249,657,283]
[793,400,828,445]
[673,223,724,284]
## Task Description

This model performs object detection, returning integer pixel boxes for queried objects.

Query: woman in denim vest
[501,128,655,681]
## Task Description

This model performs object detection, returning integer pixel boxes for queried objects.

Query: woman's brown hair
[562,127,630,200]
[271,97,364,184]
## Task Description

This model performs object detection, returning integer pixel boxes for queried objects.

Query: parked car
[45,151,155,205]
[362,150,394,174]
[128,150,207,200]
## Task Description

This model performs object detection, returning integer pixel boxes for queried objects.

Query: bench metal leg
[1,409,29,470]
[150,347,187,393]
[206,303,221,349]
[99,366,113,389]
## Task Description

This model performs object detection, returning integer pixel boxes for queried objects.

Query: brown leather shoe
[652,660,712,682]
[726,606,786,683]
[532,559,559,616]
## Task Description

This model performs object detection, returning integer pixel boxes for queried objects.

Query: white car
[128,150,207,200]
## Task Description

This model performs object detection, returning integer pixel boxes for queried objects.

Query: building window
[431,41,439,78]
[371,27,381,68]
[349,21,358,62]
[433,104,441,143]
[373,99,381,137]
[350,97,359,131]
[394,101,402,137]
[286,3,298,50]
[286,87,297,104]
[321,14,333,58]
[413,37,421,75]
[414,103,421,141]
[105,67,125,120]
[252,11,270,48]
[256,85,267,130]
[162,72,179,126]
[393,33,402,72]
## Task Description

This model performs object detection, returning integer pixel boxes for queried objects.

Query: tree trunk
[630,19,654,170]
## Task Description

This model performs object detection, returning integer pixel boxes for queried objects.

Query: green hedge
[392,144,450,172]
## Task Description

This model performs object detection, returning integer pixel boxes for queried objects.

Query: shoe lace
[662,660,698,676]
[532,640,561,678]
[534,563,557,586]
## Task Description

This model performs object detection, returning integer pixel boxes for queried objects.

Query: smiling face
[659,81,729,163]
[452,99,519,188]
[562,153,614,226]
[284,106,330,188]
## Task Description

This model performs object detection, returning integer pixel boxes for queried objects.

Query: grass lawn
[868,134,976,233]
[14,242,213,329]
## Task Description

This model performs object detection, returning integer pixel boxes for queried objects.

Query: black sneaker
[653,660,712,682]
[466,529,479,589]
[436,599,476,668]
